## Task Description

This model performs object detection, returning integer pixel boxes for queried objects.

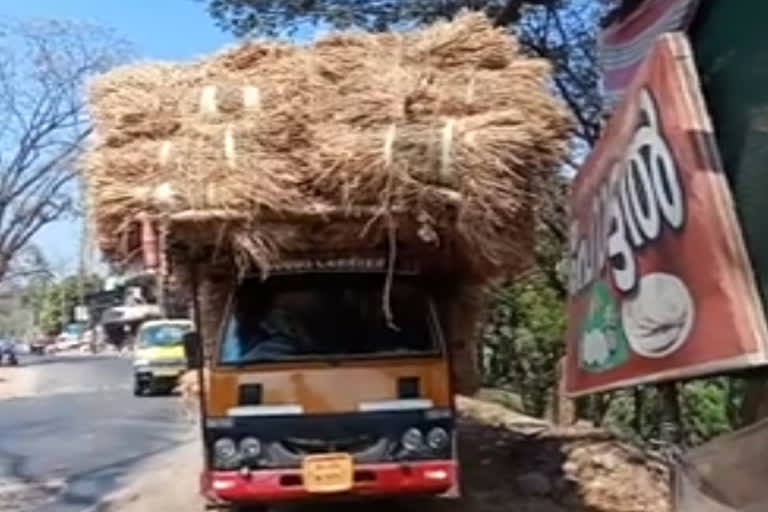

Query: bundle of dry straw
[83,12,571,279]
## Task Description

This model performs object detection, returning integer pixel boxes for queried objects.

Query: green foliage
[681,379,739,445]
[0,286,33,338]
[26,274,103,335]
[481,268,747,447]
[199,0,540,37]
[482,272,566,417]
[600,379,745,447]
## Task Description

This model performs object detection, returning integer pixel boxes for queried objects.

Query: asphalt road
[0,354,194,512]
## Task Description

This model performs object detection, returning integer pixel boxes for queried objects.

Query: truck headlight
[401,428,423,451]
[427,427,449,449]
[214,438,239,467]
[239,437,261,459]
[133,359,149,368]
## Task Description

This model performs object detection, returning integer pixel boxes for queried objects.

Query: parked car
[54,323,87,352]
[14,342,30,355]
[54,338,83,352]
[0,339,18,366]
[30,338,48,355]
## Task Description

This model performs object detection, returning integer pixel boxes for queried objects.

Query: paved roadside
[0,355,193,512]
[92,440,203,512]
[0,365,39,401]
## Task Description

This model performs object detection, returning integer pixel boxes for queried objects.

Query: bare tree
[0,20,131,283]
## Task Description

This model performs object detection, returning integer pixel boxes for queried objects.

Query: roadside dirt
[448,397,670,512]
[103,396,670,512]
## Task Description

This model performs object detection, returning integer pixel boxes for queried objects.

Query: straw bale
[404,12,518,70]
[83,11,571,281]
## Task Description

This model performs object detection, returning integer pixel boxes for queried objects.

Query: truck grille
[281,434,378,455]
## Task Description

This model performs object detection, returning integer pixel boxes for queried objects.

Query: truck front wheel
[133,378,148,396]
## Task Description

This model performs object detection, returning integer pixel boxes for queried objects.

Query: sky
[5,1,237,275]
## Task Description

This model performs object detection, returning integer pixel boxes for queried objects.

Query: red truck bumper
[202,460,456,504]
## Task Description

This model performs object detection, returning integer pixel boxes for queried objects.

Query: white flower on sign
[582,329,610,367]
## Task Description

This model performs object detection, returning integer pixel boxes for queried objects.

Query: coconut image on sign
[622,273,694,358]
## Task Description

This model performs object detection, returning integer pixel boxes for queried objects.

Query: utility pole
[157,222,168,317]
[76,175,92,343]
[78,209,86,324]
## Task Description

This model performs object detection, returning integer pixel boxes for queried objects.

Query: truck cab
[189,260,458,508]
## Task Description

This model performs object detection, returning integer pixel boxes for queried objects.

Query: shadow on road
[0,438,188,511]
[58,440,188,508]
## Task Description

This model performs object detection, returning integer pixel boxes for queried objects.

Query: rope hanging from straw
[440,118,457,185]
[381,123,399,330]
[242,86,262,111]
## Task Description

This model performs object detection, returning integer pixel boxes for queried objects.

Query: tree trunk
[551,356,576,426]
[633,386,644,435]
[740,370,768,425]
[659,382,682,445]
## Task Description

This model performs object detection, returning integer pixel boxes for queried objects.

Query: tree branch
[0,20,130,284]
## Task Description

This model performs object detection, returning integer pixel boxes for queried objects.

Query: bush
[481,272,566,417]
[481,274,747,447]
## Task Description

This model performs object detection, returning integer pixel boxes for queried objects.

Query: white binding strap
[224,124,236,168]
[227,405,304,417]
[200,85,218,113]
[158,140,173,165]
[242,86,262,111]
[358,399,434,412]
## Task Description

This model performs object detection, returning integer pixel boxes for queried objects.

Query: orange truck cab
[185,259,459,510]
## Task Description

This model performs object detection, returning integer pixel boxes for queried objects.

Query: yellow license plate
[302,453,354,494]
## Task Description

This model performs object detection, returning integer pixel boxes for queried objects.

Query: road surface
[0,354,193,512]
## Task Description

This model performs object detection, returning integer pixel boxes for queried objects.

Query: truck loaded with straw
[83,13,570,508]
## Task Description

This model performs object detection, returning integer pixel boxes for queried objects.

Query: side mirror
[182,331,203,369]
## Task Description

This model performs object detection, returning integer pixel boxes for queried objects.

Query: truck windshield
[139,324,190,347]
[219,273,438,364]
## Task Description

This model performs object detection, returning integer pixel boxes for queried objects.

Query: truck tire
[133,379,147,397]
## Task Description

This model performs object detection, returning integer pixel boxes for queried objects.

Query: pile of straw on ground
[83,12,571,279]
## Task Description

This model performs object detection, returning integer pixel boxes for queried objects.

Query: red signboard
[599,0,700,111]
[565,33,768,396]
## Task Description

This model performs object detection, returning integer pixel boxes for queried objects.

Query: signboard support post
[659,382,682,445]
[740,368,768,425]
[633,387,643,434]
